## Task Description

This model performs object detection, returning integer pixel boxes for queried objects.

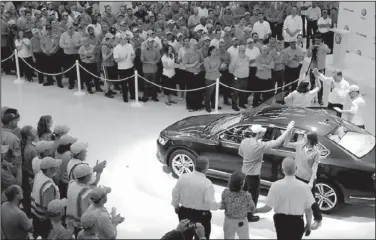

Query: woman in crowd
[220,172,254,239]
[284,73,321,107]
[20,125,38,217]
[15,30,33,82]
[204,46,221,113]
[161,44,177,106]
[1,185,33,240]
[79,37,97,94]
[37,115,53,141]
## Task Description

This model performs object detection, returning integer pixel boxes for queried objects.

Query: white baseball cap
[348,85,360,92]
[250,124,267,134]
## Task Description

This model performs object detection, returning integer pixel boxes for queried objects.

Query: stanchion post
[213,78,220,113]
[131,70,142,107]
[13,49,24,84]
[74,60,85,96]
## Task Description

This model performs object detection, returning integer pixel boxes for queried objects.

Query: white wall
[337,2,375,60]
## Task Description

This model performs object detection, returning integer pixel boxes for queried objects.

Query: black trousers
[276,23,283,41]
[232,77,248,107]
[186,72,204,110]
[274,214,304,240]
[143,72,158,98]
[220,70,233,104]
[80,62,97,89]
[327,102,343,117]
[295,176,323,222]
[272,70,284,94]
[33,52,44,83]
[306,20,318,48]
[177,69,187,93]
[44,52,63,83]
[32,216,52,239]
[320,31,333,53]
[64,54,79,87]
[21,170,32,218]
[178,206,212,240]
[205,79,216,111]
[301,15,307,37]
[118,67,135,101]
[19,56,34,81]
[309,68,325,102]
[247,67,257,99]
[284,66,300,93]
[252,77,274,107]
[1,46,13,74]
[243,175,260,217]
[269,21,279,38]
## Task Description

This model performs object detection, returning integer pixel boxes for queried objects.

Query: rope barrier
[219,78,301,93]
[1,53,15,63]
[78,63,134,82]
[19,57,76,76]
[138,75,216,92]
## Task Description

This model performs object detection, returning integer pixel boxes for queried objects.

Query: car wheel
[314,181,344,214]
[169,150,196,178]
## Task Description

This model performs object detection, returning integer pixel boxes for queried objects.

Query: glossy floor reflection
[2,75,375,239]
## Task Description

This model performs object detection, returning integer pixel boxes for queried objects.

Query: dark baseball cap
[109,27,116,35]
[2,108,20,125]
[45,24,52,30]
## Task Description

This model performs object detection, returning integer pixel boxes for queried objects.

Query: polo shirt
[347,96,366,126]
[245,47,261,67]
[59,31,82,55]
[229,55,250,78]
[317,16,332,33]
[294,142,320,181]
[318,74,350,104]
[255,55,274,79]
[306,6,321,21]
[252,21,271,39]
[283,47,304,68]
[227,46,239,62]
[266,176,315,215]
[78,44,96,64]
[283,15,302,42]
[113,43,135,70]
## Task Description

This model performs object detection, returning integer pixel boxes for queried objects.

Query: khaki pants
[223,216,249,239]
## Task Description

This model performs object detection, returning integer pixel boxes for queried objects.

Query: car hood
[163,114,229,137]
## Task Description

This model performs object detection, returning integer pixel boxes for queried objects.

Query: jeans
[284,66,300,93]
[243,175,260,218]
[272,70,284,94]
[118,67,135,101]
[44,52,63,84]
[232,77,248,107]
[80,62,97,89]
[295,176,323,222]
[205,79,216,111]
[220,70,233,104]
[223,217,249,239]
[19,56,34,81]
[33,52,44,83]
[143,72,158,98]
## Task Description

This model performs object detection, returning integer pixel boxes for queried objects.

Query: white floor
[1,75,375,239]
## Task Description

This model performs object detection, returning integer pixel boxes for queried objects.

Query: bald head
[282,157,296,176]
[195,156,209,173]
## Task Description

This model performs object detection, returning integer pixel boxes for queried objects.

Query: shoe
[68,85,74,90]
[57,83,64,88]
[88,89,94,94]
[239,105,247,109]
[130,97,135,100]
[232,106,240,111]
[96,88,104,92]
[247,215,260,222]
[165,102,172,106]
[206,108,211,113]
[43,82,54,86]
[152,97,159,102]
[141,97,149,102]
[318,101,324,106]
[105,93,114,98]
[311,220,322,230]
[224,101,231,106]
[109,90,116,95]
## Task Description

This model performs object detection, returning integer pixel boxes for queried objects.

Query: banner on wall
[337,2,375,60]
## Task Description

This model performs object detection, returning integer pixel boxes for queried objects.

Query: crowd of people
[1,1,341,113]
[1,1,367,240]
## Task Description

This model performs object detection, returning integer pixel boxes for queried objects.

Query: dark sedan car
[157,105,375,213]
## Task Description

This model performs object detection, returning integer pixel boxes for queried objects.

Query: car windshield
[328,125,375,158]
[208,115,242,134]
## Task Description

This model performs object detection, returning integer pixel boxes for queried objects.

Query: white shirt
[318,74,350,104]
[252,21,271,39]
[210,38,221,48]
[306,6,321,21]
[245,47,261,67]
[317,17,332,33]
[227,46,239,62]
[161,55,176,78]
[15,38,32,58]
[283,15,303,42]
[113,43,135,69]
[347,96,366,125]
[198,7,208,18]
[284,89,319,107]
[171,171,220,211]
[266,176,315,215]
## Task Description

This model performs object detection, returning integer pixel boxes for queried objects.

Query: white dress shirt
[252,21,271,39]
[283,15,303,43]
[346,96,366,125]
[113,43,135,69]
[318,74,350,104]
[227,46,239,62]
[266,176,315,215]
[317,17,332,33]
[306,6,321,21]
[284,89,319,107]
[171,171,220,211]
[245,47,261,67]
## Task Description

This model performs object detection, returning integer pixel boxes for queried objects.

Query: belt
[181,206,210,213]
[275,213,303,218]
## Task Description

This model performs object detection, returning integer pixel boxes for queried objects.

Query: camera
[187,222,197,229]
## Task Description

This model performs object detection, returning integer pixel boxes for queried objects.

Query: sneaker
[43,82,54,86]
[232,106,240,111]
[96,88,104,92]
[105,93,114,98]
[152,97,159,102]
[239,105,247,109]
[311,220,322,230]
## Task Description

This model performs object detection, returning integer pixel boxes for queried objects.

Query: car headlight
[158,136,169,145]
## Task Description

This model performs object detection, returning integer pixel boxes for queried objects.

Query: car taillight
[372,173,375,180]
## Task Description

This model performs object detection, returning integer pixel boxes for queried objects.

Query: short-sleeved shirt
[48,223,72,240]
[284,89,319,107]
[78,44,96,64]
[86,204,117,239]
[221,189,254,219]
[266,176,315,215]
[294,142,320,181]
[1,202,32,239]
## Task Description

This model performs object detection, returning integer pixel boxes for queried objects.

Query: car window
[219,125,250,144]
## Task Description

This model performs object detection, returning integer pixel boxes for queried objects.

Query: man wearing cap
[47,198,72,239]
[333,85,366,129]
[66,164,99,237]
[31,157,62,239]
[113,33,136,102]
[141,37,161,102]
[77,211,99,239]
[59,23,83,89]
[209,30,221,49]
[32,140,55,175]
[85,187,124,239]
[222,27,233,50]
[239,121,295,222]
[317,10,332,51]
[1,108,22,165]
[270,40,286,95]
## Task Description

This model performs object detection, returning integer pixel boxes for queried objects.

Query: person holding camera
[172,156,221,240]
[255,157,314,240]
[220,172,254,239]
[161,219,206,240]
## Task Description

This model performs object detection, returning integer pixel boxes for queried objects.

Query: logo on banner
[344,25,350,31]
[335,34,342,44]
[361,9,367,16]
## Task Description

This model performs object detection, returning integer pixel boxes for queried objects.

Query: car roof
[241,105,340,136]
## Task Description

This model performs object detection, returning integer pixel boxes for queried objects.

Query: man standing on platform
[239,122,295,222]
[283,6,302,48]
